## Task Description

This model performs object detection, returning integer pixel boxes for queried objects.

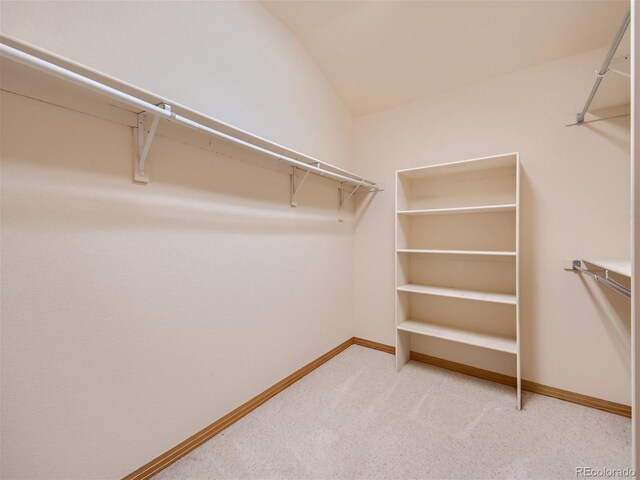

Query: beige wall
[0,2,634,479]
[353,47,632,406]
[0,0,353,169]
[0,2,356,479]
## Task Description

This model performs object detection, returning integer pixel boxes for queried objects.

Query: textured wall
[353,47,631,405]
[0,1,356,478]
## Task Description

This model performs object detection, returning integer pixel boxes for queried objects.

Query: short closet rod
[576,8,631,124]
[0,43,380,191]
[570,260,631,298]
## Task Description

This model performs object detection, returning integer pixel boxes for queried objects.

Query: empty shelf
[583,259,631,278]
[397,284,517,305]
[396,153,517,179]
[397,249,516,257]
[397,204,516,216]
[397,319,517,354]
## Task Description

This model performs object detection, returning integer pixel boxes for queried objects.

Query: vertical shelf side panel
[515,154,522,410]
[397,215,411,250]
[396,174,411,211]
[396,329,411,371]
[396,172,411,370]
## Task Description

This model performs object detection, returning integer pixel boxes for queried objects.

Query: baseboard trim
[123,337,355,480]
[410,351,516,387]
[520,379,631,418]
[124,336,630,479]
[353,337,395,354]
[409,351,631,418]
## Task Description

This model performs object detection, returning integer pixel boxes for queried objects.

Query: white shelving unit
[395,152,521,409]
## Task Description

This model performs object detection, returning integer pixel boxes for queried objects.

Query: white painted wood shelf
[395,152,521,410]
[397,204,516,216]
[397,153,517,178]
[397,320,517,354]
[583,259,631,278]
[397,249,516,257]
[397,283,517,305]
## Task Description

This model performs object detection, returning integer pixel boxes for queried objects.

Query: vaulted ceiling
[262,1,630,116]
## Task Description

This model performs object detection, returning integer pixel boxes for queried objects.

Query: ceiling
[262,1,630,116]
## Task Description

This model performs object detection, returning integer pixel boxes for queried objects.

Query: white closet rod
[0,43,381,191]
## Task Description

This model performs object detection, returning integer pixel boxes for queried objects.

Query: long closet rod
[575,8,631,124]
[0,43,381,191]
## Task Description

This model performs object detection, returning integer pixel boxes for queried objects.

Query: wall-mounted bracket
[339,184,360,208]
[608,54,631,78]
[290,166,312,207]
[337,184,360,223]
[134,104,170,183]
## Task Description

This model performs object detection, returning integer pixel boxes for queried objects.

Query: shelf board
[397,153,517,179]
[582,259,631,278]
[397,249,516,257]
[397,204,516,216]
[397,283,516,305]
[397,319,517,354]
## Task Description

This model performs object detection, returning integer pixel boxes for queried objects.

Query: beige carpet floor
[154,345,631,479]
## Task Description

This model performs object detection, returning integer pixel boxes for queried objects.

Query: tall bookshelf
[395,152,521,409]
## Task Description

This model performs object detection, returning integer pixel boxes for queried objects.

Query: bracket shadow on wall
[0,37,382,209]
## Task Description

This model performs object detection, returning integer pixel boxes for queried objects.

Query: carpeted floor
[154,345,631,479]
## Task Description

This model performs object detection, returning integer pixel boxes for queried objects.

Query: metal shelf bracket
[337,183,360,222]
[339,184,360,208]
[134,103,170,183]
[290,165,313,207]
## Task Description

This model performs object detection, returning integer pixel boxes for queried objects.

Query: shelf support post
[134,104,170,183]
